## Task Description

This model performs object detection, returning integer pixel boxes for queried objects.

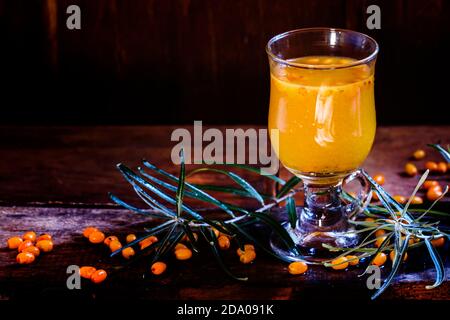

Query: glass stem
[302,182,344,227]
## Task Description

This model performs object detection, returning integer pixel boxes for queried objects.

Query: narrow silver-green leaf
[110,220,176,257]
[286,196,297,229]
[276,176,302,198]
[221,163,286,185]
[108,192,172,219]
[371,234,410,300]
[188,168,264,205]
[192,184,274,200]
[428,144,450,162]
[141,160,235,217]
[176,149,186,217]
[249,212,298,255]
[424,238,446,289]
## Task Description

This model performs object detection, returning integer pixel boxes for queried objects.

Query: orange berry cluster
[83,226,152,260]
[82,226,254,277]
[329,255,360,271]
[236,244,256,264]
[7,232,54,265]
[79,266,107,284]
[329,231,445,271]
[370,148,448,204]
[405,149,448,201]
[149,233,199,277]
[410,149,448,174]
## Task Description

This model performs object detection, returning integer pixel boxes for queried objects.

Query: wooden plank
[0,126,449,206]
[2,1,450,126]
[0,206,448,300]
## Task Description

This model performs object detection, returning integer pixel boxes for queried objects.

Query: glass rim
[266,27,379,70]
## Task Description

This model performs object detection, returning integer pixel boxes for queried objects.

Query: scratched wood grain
[0,125,449,300]
[0,126,449,206]
[0,206,448,301]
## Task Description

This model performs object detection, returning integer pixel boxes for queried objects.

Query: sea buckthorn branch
[326,168,449,299]
[109,156,304,279]
[109,146,448,298]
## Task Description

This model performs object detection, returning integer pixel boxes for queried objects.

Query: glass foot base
[269,207,359,263]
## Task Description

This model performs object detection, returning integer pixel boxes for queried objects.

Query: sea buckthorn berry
[7,237,23,249]
[103,235,118,246]
[37,234,52,242]
[109,240,122,252]
[330,257,348,270]
[151,262,167,275]
[405,163,418,177]
[79,266,97,279]
[413,149,426,160]
[36,239,54,252]
[88,231,105,244]
[218,236,231,250]
[83,227,99,238]
[18,240,34,252]
[372,253,387,266]
[174,248,193,260]
[288,261,308,275]
[239,250,256,264]
[411,196,424,205]
[372,174,385,185]
[22,231,37,242]
[371,191,379,201]
[393,195,407,204]
[23,246,40,257]
[431,237,445,247]
[389,250,408,262]
[429,184,443,192]
[126,234,137,243]
[427,186,443,201]
[175,243,188,250]
[375,229,386,238]
[365,217,375,223]
[437,162,448,174]
[91,269,107,284]
[140,236,157,250]
[244,244,255,251]
[236,244,255,256]
[422,180,439,190]
[139,238,152,250]
[345,255,359,266]
[375,236,388,248]
[16,252,35,264]
[122,247,135,259]
[425,161,438,172]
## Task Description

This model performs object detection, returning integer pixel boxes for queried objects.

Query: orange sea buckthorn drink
[266,29,379,261]
[269,56,376,179]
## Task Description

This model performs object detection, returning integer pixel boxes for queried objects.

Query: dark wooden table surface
[0,125,449,301]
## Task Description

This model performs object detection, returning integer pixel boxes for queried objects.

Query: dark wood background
[1,0,450,125]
